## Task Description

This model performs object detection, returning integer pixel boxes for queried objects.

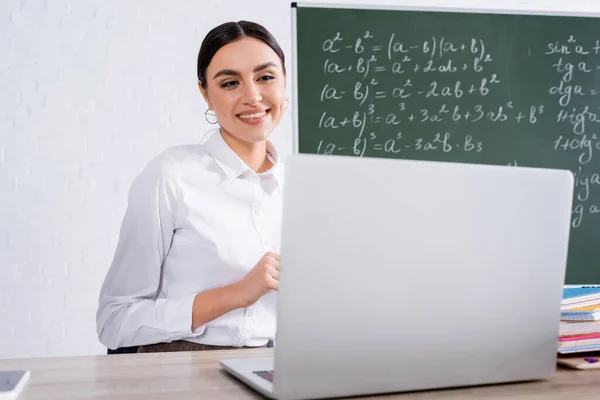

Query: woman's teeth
[238,111,267,119]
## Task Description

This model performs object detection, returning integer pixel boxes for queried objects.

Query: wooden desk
[1,349,599,399]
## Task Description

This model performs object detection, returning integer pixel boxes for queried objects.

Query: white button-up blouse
[96,129,284,350]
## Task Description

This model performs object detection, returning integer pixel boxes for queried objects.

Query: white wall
[1,0,598,359]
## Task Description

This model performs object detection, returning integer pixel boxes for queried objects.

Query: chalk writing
[312,28,600,231]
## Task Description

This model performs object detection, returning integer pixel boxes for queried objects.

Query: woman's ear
[198,81,213,110]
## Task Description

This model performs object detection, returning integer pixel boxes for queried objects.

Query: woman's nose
[242,83,262,105]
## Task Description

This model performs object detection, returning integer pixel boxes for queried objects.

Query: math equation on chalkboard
[296,12,600,233]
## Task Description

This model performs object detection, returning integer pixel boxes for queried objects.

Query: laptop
[220,154,574,400]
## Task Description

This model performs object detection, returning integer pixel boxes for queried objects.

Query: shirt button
[254,205,262,217]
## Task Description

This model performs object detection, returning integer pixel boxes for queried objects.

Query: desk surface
[1,349,599,399]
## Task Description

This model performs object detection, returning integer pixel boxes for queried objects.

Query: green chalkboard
[291,3,600,284]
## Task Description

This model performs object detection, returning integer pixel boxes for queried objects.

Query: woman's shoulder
[155,129,217,168]
[136,141,210,184]
[156,143,207,165]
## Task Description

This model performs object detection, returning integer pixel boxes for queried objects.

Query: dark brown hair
[197,21,286,89]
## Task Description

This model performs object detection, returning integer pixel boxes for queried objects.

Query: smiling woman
[95,21,288,354]
[197,23,287,172]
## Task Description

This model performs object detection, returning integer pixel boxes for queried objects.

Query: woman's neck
[220,128,272,173]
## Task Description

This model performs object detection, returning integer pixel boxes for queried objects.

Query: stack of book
[559,286,600,354]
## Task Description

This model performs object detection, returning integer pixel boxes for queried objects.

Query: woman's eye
[220,81,238,89]
[259,75,275,82]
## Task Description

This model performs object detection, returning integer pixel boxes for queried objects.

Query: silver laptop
[220,154,574,400]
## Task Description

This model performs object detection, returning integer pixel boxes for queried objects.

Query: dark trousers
[107,340,273,354]
[107,346,139,354]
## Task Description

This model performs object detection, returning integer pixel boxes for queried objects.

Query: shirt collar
[203,128,283,187]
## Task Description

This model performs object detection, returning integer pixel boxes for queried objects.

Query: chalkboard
[291,3,600,284]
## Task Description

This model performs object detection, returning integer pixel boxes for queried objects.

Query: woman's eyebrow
[212,62,278,80]
[213,69,240,79]
[253,62,277,72]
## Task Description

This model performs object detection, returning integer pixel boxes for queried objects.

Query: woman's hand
[191,252,279,330]
[235,251,280,307]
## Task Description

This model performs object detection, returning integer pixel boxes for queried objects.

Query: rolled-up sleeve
[96,153,199,350]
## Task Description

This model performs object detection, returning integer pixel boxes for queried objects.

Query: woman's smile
[237,108,271,125]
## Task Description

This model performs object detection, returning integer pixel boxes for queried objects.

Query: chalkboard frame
[289,2,600,284]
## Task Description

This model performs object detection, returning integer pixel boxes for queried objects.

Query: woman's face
[200,37,286,145]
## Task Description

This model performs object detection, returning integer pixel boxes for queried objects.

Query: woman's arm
[190,284,242,330]
[96,154,197,350]
[191,252,280,329]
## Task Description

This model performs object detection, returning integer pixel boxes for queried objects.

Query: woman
[96,20,288,353]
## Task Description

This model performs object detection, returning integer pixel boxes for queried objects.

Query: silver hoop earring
[285,98,289,111]
[204,109,218,124]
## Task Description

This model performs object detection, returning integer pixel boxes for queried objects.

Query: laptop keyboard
[253,370,274,382]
